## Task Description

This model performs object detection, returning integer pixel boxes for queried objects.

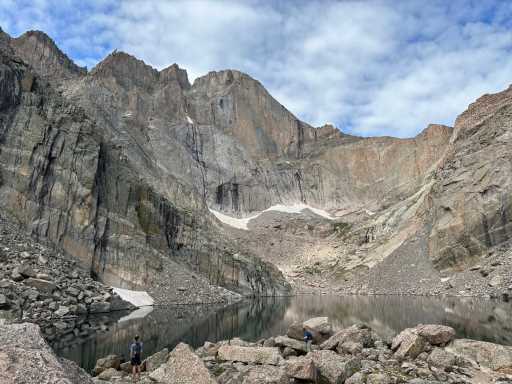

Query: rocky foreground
[2,317,504,384]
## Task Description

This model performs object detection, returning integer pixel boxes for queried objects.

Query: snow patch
[209,208,255,230]
[186,115,194,124]
[209,203,335,230]
[112,287,154,307]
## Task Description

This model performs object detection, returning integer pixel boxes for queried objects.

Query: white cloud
[1,0,512,137]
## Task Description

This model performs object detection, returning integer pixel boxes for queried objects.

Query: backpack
[131,341,142,356]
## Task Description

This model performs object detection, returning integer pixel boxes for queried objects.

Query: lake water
[55,295,512,373]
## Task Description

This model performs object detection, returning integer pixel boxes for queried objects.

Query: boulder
[23,278,57,293]
[54,306,70,317]
[0,294,8,308]
[287,321,304,341]
[94,354,121,375]
[416,324,455,346]
[18,263,36,278]
[97,367,120,381]
[367,372,391,384]
[144,347,169,372]
[0,322,94,384]
[120,361,132,373]
[242,365,289,384]
[321,324,373,350]
[338,341,363,355]
[229,337,255,347]
[310,350,361,383]
[218,345,283,365]
[392,329,426,360]
[304,317,331,334]
[275,335,307,352]
[11,268,23,282]
[149,343,216,384]
[89,301,111,313]
[427,348,458,368]
[282,347,297,358]
[287,317,333,343]
[345,372,366,384]
[304,317,332,342]
[285,356,317,381]
[447,339,512,371]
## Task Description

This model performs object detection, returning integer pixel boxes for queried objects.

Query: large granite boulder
[0,322,93,384]
[427,348,459,368]
[447,339,512,371]
[287,317,333,343]
[415,325,455,346]
[242,365,289,384]
[149,343,216,384]
[218,345,283,365]
[274,335,308,353]
[93,354,121,375]
[285,356,317,381]
[321,324,373,350]
[392,329,426,360]
[310,350,361,383]
[143,348,169,372]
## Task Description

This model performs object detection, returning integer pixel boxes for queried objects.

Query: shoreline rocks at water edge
[3,316,512,383]
[84,317,512,383]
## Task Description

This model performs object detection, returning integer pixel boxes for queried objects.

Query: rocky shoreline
[0,214,136,343]
[90,319,512,383]
[3,317,512,384]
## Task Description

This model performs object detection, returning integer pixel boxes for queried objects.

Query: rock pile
[89,318,512,383]
[0,215,132,344]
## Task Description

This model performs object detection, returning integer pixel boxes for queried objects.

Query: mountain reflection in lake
[55,295,512,372]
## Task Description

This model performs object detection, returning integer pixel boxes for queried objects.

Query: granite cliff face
[0,29,289,301]
[1,28,511,298]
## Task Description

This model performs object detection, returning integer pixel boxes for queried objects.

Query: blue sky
[1,0,512,137]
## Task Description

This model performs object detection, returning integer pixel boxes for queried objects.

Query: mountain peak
[159,63,190,89]
[10,30,86,82]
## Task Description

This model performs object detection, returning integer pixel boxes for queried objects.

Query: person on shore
[129,335,143,382]
[303,326,313,352]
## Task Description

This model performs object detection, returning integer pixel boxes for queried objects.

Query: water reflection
[55,295,512,372]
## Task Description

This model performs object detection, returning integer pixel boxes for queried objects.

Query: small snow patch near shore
[209,203,335,230]
[112,287,154,307]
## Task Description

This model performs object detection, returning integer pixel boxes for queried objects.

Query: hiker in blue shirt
[303,326,313,352]
[129,335,143,382]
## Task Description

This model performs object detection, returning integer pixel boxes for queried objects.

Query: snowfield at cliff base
[209,203,335,230]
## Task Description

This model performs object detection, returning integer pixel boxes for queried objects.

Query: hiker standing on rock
[130,335,143,382]
[303,326,313,352]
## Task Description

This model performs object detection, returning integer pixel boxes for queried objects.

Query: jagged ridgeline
[1,28,511,298]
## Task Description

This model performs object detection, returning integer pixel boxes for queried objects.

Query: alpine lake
[54,295,512,373]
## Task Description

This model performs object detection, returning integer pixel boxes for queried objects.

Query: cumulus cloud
[1,0,512,137]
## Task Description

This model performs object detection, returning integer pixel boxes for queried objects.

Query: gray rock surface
[0,321,93,384]
[310,350,361,383]
[217,345,283,365]
[447,338,512,371]
[149,343,216,384]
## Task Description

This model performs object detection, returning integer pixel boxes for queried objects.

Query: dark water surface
[55,295,512,372]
